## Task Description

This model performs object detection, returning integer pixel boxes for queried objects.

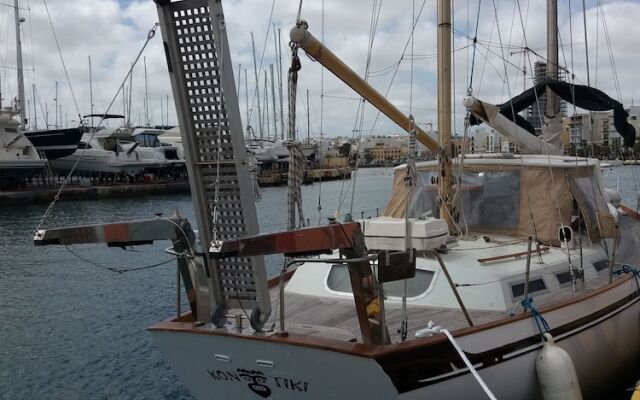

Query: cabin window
[555,271,573,287]
[408,170,520,229]
[77,142,92,149]
[510,278,547,299]
[327,264,434,297]
[135,133,160,147]
[593,259,609,272]
[164,148,179,160]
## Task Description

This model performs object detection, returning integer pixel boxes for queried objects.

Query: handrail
[275,255,377,336]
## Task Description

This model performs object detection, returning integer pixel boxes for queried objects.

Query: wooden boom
[290,22,441,153]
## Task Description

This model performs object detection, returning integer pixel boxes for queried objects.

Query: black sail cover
[469,80,636,147]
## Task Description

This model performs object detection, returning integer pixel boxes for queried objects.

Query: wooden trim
[619,204,640,221]
[152,274,636,358]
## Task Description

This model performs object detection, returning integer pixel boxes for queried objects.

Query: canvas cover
[383,164,600,245]
[468,80,636,147]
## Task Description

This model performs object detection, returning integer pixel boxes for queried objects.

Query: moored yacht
[32,0,640,399]
[0,109,46,186]
[23,128,83,161]
[129,127,185,170]
[50,128,167,177]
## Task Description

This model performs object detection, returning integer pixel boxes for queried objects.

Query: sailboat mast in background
[14,0,26,127]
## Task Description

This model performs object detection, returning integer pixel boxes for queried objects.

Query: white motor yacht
[158,126,184,159]
[50,128,167,177]
[129,128,185,170]
[0,109,46,186]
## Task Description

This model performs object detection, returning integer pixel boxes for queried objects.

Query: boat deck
[264,272,620,344]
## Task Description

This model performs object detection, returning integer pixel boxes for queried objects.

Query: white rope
[416,322,497,400]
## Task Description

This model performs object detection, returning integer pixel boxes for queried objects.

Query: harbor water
[1,166,638,399]
[1,168,394,399]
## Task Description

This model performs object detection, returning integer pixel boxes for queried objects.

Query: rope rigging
[33,22,159,234]
[286,34,305,230]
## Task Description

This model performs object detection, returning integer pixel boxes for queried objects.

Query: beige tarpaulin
[383,165,585,245]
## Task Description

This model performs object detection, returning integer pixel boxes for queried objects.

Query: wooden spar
[210,222,362,258]
[289,24,441,153]
[437,0,454,231]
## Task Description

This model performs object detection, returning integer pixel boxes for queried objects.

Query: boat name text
[207,368,309,397]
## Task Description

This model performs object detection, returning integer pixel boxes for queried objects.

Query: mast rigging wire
[246,0,276,129]
[363,0,428,139]
[42,0,81,122]
[33,23,159,233]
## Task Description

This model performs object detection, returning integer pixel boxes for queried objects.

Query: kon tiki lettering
[206,368,309,397]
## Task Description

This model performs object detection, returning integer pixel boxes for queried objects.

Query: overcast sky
[1,0,639,138]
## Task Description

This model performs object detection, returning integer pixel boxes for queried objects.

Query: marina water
[1,166,636,399]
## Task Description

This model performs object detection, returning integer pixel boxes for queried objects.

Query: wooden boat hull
[150,276,640,399]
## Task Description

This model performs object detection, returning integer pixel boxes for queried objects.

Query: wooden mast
[546,0,559,117]
[437,0,454,231]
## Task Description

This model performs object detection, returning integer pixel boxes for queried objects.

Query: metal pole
[54,81,58,129]
[609,236,618,285]
[14,0,26,126]
[244,68,250,137]
[127,63,133,127]
[144,56,149,127]
[271,23,279,138]
[89,56,94,128]
[264,71,269,140]
[581,0,594,155]
[306,89,310,141]
[176,262,181,318]
[237,63,242,100]
[32,84,37,129]
[430,250,473,327]
[278,28,284,140]
[523,236,533,300]
[270,64,277,139]
[437,0,454,231]
[160,97,164,127]
[251,33,263,140]
[546,0,559,116]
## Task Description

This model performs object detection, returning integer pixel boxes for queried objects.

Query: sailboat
[9,0,82,162]
[33,0,639,399]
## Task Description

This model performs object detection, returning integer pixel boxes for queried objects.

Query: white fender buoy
[535,333,583,400]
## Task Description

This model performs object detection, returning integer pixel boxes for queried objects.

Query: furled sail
[469,80,637,147]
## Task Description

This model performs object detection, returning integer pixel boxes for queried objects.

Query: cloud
[1,0,638,137]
